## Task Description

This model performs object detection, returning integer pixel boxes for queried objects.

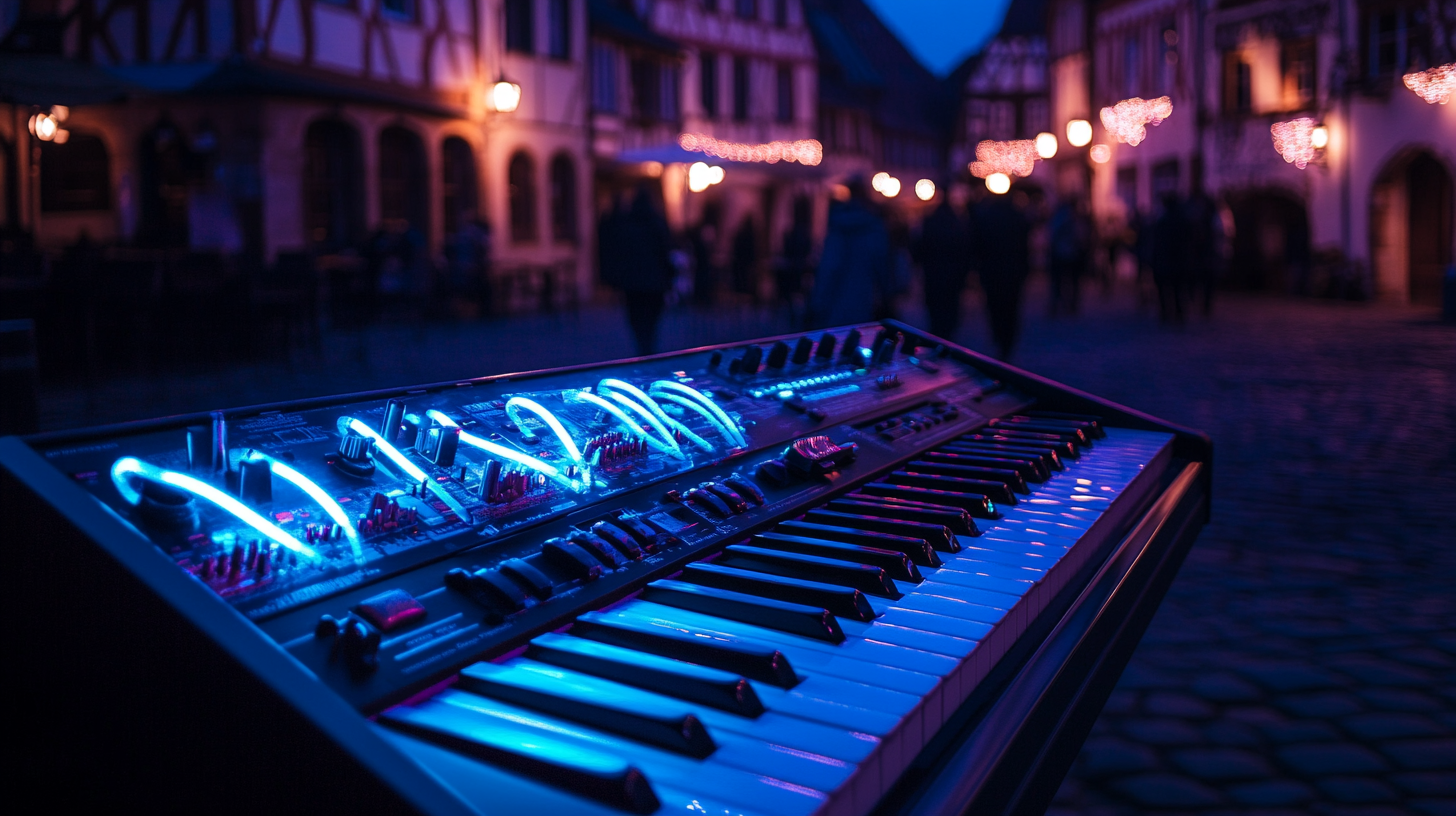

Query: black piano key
[718,544,902,599]
[572,611,801,688]
[922,449,1048,482]
[774,520,942,567]
[379,703,661,814]
[592,521,647,558]
[888,470,1018,506]
[1002,415,1096,445]
[680,562,877,621]
[527,633,766,717]
[702,483,749,514]
[905,460,1031,494]
[944,440,1064,471]
[456,662,717,758]
[857,482,999,519]
[804,509,959,552]
[642,579,846,643]
[979,425,1084,456]
[826,497,978,536]
[1024,410,1106,438]
[568,530,628,567]
[751,532,923,583]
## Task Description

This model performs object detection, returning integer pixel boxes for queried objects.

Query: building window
[506,0,534,54]
[39,132,110,212]
[661,64,680,120]
[774,0,787,26]
[381,0,416,22]
[631,58,661,120]
[508,151,537,243]
[733,56,750,121]
[735,0,756,20]
[1282,38,1316,108]
[547,0,570,59]
[1024,97,1049,136]
[965,99,988,142]
[775,64,793,123]
[700,51,719,116]
[1364,3,1429,80]
[1223,52,1251,113]
[592,41,619,112]
[549,153,577,243]
[1123,35,1141,98]
[988,100,1014,140]
[304,120,364,248]
[378,126,428,232]
[441,136,478,238]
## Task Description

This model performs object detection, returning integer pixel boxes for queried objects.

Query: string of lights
[678,133,823,166]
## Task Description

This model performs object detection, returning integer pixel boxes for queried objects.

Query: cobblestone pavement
[35,288,1456,814]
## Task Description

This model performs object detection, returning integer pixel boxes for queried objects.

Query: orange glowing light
[1099,96,1173,146]
[968,139,1038,178]
[1089,144,1111,164]
[678,133,823,166]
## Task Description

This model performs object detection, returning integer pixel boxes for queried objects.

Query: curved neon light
[427,410,587,493]
[598,379,713,453]
[605,391,691,457]
[566,390,684,459]
[648,381,747,448]
[111,457,317,559]
[244,451,361,552]
[338,417,427,483]
[505,397,587,471]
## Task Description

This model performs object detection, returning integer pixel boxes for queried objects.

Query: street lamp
[1310,124,1329,150]
[914,179,935,201]
[986,172,1010,194]
[491,77,522,113]
[1035,132,1058,159]
[1066,119,1093,147]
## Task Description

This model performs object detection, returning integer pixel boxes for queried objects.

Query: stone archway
[1370,148,1454,305]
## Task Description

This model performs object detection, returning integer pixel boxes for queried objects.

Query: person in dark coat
[971,192,1032,360]
[613,187,675,355]
[730,217,759,300]
[1046,198,1091,316]
[1181,189,1222,315]
[778,216,813,327]
[1151,193,1188,324]
[809,178,891,327]
[911,198,970,341]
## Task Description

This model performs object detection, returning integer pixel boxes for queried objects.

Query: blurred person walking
[1046,198,1091,316]
[809,177,891,327]
[613,187,676,356]
[971,191,1032,360]
[911,197,970,341]
[777,212,813,327]
[1151,194,1189,324]
[730,217,759,301]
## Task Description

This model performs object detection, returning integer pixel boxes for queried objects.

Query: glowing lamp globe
[986,173,1011,195]
[491,79,522,113]
[914,179,935,201]
[1066,119,1093,147]
[1035,132,1058,159]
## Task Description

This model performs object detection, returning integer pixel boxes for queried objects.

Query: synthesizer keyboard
[3,322,1210,816]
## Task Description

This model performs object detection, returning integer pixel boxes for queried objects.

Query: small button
[542,539,603,581]
[702,483,748,514]
[354,588,428,632]
[474,569,530,612]
[500,558,554,599]
[592,521,647,558]
[721,476,765,505]
[569,530,627,567]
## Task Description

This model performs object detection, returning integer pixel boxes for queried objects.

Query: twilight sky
[861,0,1014,77]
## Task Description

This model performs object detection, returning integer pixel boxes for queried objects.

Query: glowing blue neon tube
[426,410,587,493]
[566,390,684,459]
[605,391,695,456]
[649,381,747,448]
[111,457,317,559]
[598,379,713,453]
[243,451,361,551]
[338,417,427,483]
[505,397,588,472]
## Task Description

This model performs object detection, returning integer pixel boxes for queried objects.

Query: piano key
[949,439,1065,471]
[887,471,1018,506]
[775,520,941,567]
[427,691,833,816]
[717,545,903,599]
[922,450,1047,482]
[613,514,670,549]
[750,532,923,582]
[470,661,860,794]
[1002,415,1098,443]
[904,460,1030,494]
[722,475,766,505]
[805,509,958,552]
[642,579,847,642]
[457,661,717,757]
[702,483,750,514]
[499,558,553,600]
[857,482,998,518]
[592,520,652,557]
[682,562,878,621]
[989,419,1091,447]
[568,530,628,568]
[685,488,733,517]
[573,612,801,687]
[826,498,978,536]
[965,430,1079,460]
[541,539,604,582]
[378,705,663,814]
[527,632,766,716]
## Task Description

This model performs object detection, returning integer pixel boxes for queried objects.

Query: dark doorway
[1406,152,1453,306]
[138,121,196,247]
[1226,191,1310,292]
[378,126,428,235]
[441,136,477,239]
[303,120,364,249]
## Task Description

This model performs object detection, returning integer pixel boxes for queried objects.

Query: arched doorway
[1371,149,1453,305]
[378,126,428,236]
[441,136,478,239]
[303,120,364,249]
[1226,190,1310,292]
